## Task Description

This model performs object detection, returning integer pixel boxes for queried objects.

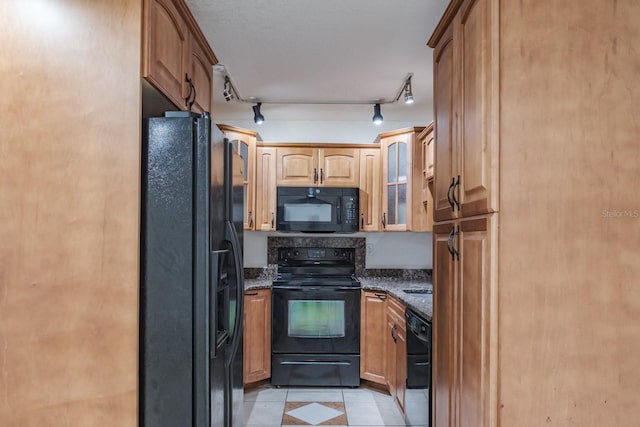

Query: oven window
[288,300,345,338]
[284,203,332,223]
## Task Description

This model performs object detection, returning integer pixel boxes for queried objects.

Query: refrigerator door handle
[210,249,230,359]
[224,220,245,367]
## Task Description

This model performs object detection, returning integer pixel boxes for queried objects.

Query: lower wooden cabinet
[386,295,407,414]
[360,290,388,384]
[243,289,271,385]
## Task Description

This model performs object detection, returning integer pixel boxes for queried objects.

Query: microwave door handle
[337,198,341,224]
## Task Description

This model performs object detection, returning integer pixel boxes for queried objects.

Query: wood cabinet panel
[360,291,387,385]
[380,127,427,231]
[255,147,277,231]
[432,223,457,427]
[319,148,360,187]
[143,0,217,113]
[243,289,272,384]
[276,147,317,185]
[432,24,457,223]
[386,295,407,414]
[144,0,189,108]
[220,125,259,230]
[188,35,212,113]
[359,148,381,232]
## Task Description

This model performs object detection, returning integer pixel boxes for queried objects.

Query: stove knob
[294,250,299,257]
[334,249,339,256]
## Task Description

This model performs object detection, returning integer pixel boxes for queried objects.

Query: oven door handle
[273,286,358,291]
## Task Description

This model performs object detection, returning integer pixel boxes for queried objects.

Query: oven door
[272,287,360,354]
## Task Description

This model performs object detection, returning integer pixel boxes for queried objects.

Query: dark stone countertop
[244,276,433,322]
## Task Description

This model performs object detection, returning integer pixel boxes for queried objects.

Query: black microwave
[276,186,359,233]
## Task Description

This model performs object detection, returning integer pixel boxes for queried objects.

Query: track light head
[223,77,234,102]
[403,78,414,104]
[253,103,264,124]
[372,103,383,125]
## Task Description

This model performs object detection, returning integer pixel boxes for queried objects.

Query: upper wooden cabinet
[255,147,277,231]
[220,125,261,230]
[420,124,435,232]
[431,0,497,222]
[143,0,217,113]
[276,147,360,187]
[359,148,381,232]
[380,127,428,231]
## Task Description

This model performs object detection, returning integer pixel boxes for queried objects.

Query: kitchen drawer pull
[245,291,258,296]
[391,323,397,343]
[271,212,275,229]
[382,212,386,229]
[360,213,364,229]
[447,177,455,211]
[249,211,254,228]
[447,227,455,260]
[452,175,460,211]
[374,293,387,300]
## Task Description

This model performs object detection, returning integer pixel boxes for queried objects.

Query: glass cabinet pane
[398,183,407,225]
[240,142,249,180]
[388,143,396,183]
[388,185,396,225]
[398,142,407,182]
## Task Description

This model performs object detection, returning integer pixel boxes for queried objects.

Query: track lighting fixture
[252,103,264,124]
[372,103,383,125]
[223,76,234,102]
[403,76,414,104]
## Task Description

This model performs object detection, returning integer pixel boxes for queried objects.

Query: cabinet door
[188,34,212,113]
[359,148,381,232]
[318,148,360,187]
[243,289,272,384]
[360,291,387,384]
[457,215,496,427]
[395,323,407,414]
[433,22,458,223]
[381,134,412,231]
[458,0,498,218]
[143,0,189,108]
[255,147,277,230]
[226,130,257,230]
[433,222,457,427]
[276,147,317,186]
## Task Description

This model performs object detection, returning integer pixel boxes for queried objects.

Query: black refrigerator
[140,111,244,427]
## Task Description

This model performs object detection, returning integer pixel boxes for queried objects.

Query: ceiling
[185,0,449,141]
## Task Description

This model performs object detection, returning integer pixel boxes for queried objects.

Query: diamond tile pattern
[283,402,346,425]
[243,385,405,426]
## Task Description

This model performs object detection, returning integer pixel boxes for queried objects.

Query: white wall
[244,231,432,269]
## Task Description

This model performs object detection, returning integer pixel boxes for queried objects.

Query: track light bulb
[404,79,414,104]
[253,103,264,124]
[372,103,383,125]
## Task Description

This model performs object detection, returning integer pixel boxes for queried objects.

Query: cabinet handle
[374,293,387,300]
[271,212,275,229]
[452,175,460,211]
[245,291,258,296]
[391,323,397,343]
[184,74,197,111]
[447,177,455,212]
[382,212,386,229]
[447,227,455,260]
[184,74,193,107]
[249,211,254,228]
[320,168,324,184]
[452,225,460,261]
[313,168,318,183]
[360,213,364,229]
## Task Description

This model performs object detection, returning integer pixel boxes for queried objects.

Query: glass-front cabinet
[219,124,261,230]
[380,127,429,231]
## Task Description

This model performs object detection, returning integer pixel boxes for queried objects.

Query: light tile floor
[243,384,407,426]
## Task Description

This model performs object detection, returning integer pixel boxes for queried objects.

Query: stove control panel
[278,247,355,263]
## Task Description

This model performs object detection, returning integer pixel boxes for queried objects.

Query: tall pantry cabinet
[429,1,640,427]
